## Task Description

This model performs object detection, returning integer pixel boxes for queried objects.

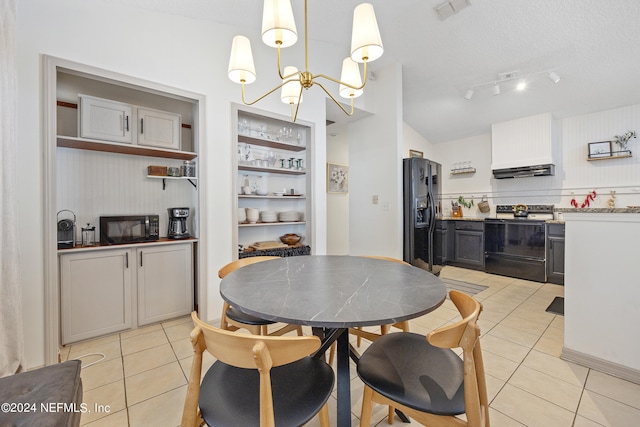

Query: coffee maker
[167,207,190,239]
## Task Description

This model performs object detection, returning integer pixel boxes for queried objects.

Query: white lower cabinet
[60,249,132,345]
[137,244,193,326]
[60,242,193,344]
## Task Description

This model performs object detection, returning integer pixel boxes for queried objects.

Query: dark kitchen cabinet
[452,221,484,270]
[435,220,453,265]
[546,223,565,285]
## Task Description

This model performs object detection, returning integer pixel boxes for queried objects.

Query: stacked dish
[278,211,300,222]
[260,210,278,223]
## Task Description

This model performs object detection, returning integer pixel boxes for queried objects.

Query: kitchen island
[558,208,640,384]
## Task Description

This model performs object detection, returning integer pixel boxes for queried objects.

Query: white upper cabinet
[80,94,133,143]
[79,94,181,150]
[137,107,181,150]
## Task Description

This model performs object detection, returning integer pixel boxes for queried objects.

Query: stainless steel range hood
[492,164,555,179]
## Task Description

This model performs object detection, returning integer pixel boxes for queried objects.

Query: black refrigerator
[403,157,442,273]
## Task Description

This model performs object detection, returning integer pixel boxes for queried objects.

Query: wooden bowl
[279,233,302,245]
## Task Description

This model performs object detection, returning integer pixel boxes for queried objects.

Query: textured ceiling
[100,0,640,142]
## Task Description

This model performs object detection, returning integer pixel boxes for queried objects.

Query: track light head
[492,84,500,96]
[464,89,474,100]
[548,71,560,83]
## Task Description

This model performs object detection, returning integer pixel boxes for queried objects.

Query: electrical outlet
[372,195,379,204]
[382,202,390,211]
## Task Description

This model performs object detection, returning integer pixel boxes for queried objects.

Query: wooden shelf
[57,136,197,160]
[238,134,306,152]
[587,151,632,161]
[239,194,306,199]
[238,164,305,175]
[239,221,306,228]
[450,168,476,175]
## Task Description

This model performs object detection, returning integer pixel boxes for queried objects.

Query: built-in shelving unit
[233,106,313,258]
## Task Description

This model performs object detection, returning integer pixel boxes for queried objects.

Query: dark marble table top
[220,255,447,328]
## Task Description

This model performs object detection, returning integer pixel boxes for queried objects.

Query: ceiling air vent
[435,0,472,20]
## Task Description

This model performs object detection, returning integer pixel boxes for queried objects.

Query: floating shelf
[238,221,306,227]
[587,151,632,161]
[450,168,476,175]
[239,194,306,199]
[238,164,305,175]
[238,134,306,152]
[58,136,197,160]
[147,175,197,190]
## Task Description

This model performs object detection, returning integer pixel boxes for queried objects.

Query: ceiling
[101,0,640,142]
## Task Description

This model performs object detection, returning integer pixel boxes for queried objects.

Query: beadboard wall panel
[56,147,197,241]
[436,103,640,212]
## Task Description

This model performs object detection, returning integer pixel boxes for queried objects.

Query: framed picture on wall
[327,163,349,193]
[588,141,612,158]
[409,149,424,158]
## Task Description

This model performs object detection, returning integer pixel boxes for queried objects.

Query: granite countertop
[555,207,640,213]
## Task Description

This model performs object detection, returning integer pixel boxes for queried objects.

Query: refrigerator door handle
[427,191,436,234]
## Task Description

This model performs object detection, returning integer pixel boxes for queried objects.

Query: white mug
[242,186,252,195]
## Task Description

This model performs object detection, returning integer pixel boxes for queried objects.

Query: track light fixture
[463,69,560,100]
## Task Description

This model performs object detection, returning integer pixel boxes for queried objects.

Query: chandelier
[228,0,383,122]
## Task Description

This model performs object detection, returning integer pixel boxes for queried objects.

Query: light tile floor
[61,266,640,426]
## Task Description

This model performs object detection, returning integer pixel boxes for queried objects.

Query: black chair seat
[199,356,334,426]
[226,306,275,326]
[357,332,465,416]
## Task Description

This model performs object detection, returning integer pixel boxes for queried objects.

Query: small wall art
[588,141,612,158]
[327,163,349,193]
[409,149,424,158]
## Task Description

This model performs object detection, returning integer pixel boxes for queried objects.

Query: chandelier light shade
[350,3,384,63]
[339,58,364,99]
[281,66,302,104]
[261,0,298,48]
[228,0,383,122]
[228,36,256,84]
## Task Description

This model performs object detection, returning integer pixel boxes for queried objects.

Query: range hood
[491,113,557,179]
[493,164,555,179]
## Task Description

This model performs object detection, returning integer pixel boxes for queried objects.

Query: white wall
[326,124,349,255]
[348,63,404,258]
[16,0,331,368]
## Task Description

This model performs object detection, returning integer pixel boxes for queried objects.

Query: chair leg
[360,385,374,427]
[328,342,335,366]
[380,324,391,335]
[357,326,362,346]
[319,402,330,427]
[387,405,394,424]
[296,325,303,336]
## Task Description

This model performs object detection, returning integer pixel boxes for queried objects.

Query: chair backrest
[218,256,281,279]
[184,311,322,427]
[427,290,489,427]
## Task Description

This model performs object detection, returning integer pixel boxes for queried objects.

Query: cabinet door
[79,95,133,143]
[547,236,565,284]
[137,107,181,150]
[60,249,133,344]
[454,230,484,267]
[137,244,193,326]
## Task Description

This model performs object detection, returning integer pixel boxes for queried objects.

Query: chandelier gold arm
[289,85,305,122]
[315,60,368,91]
[314,81,355,117]
[240,79,291,106]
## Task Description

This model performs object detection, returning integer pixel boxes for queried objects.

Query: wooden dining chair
[357,290,489,427]
[181,311,334,427]
[218,256,302,336]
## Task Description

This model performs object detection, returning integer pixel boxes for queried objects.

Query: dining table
[219,255,447,426]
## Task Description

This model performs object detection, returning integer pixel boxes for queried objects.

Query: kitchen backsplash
[56,147,197,240]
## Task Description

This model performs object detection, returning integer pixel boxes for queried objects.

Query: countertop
[555,207,640,213]
[438,216,563,224]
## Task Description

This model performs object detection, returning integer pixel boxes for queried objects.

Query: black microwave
[99,215,160,245]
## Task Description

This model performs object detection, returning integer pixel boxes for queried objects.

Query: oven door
[484,219,546,282]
